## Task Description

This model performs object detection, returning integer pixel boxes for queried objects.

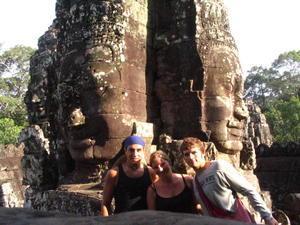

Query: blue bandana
[124,135,145,149]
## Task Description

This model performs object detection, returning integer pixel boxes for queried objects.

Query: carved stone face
[201,45,246,154]
[195,0,249,154]
[58,45,125,163]
[54,0,152,174]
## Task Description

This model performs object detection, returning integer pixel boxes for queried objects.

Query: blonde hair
[149,150,171,167]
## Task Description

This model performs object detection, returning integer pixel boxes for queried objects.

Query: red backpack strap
[195,178,229,217]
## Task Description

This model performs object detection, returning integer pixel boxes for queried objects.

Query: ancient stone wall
[239,101,273,170]
[255,142,300,225]
[0,144,24,207]
[24,187,101,216]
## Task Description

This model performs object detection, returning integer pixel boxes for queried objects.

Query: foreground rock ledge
[0,208,253,225]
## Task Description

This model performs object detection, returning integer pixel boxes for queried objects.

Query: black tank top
[154,174,194,213]
[113,164,152,214]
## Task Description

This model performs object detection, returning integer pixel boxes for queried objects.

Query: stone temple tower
[21,0,251,215]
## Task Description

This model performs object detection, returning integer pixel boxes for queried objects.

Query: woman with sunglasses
[147,150,198,213]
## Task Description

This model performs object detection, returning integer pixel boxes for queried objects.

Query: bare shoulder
[182,174,194,187]
[147,166,158,182]
[182,173,193,180]
[105,166,119,182]
[147,165,154,173]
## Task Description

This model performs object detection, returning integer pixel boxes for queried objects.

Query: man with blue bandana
[100,136,157,216]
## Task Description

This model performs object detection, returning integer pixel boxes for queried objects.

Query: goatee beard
[129,163,140,170]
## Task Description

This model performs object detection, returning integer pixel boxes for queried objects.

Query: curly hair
[180,137,205,154]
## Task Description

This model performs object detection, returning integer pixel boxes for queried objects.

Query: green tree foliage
[0,95,27,126]
[0,45,35,97]
[0,118,23,145]
[245,50,300,110]
[265,97,300,142]
[0,45,35,144]
[245,50,300,142]
[245,66,271,108]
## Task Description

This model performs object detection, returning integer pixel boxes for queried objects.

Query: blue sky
[1,0,300,73]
